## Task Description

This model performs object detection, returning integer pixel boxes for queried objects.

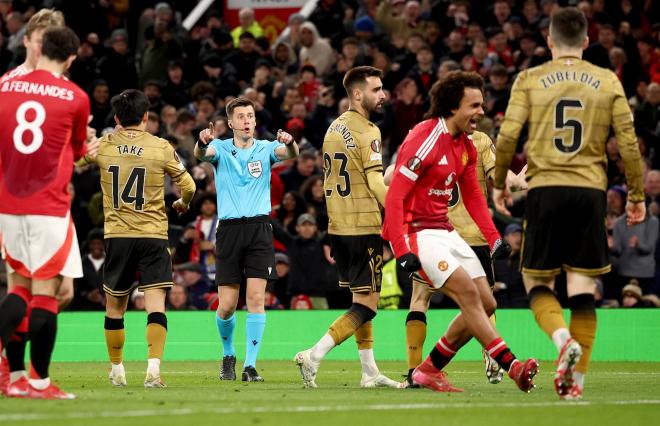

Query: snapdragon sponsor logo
[428,188,453,197]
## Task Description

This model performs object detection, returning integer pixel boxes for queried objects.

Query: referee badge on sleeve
[248,160,263,178]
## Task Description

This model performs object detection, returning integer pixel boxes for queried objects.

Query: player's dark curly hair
[425,71,484,119]
[111,89,149,126]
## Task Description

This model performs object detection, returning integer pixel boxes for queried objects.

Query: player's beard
[362,97,383,116]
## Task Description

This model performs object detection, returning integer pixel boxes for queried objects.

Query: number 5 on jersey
[108,165,146,210]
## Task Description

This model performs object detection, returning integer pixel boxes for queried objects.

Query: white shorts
[0,212,82,280]
[406,229,485,289]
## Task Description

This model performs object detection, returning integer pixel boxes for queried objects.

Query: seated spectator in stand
[230,7,264,46]
[144,80,165,114]
[72,229,106,311]
[621,279,658,308]
[168,284,196,310]
[493,223,528,308]
[175,262,214,310]
[607,185,627,216]
[96,28,138,96]
[272,213,332,309]
[265,282,285,310]
[225,31,262,88]
[171,109,197,163]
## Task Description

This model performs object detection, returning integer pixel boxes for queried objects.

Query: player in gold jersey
[79,90,195,388]
[384,131,526,388]
[294,66,398,389]
[492,8,645,400]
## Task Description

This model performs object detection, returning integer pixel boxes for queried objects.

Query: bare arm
[274,129,299,160]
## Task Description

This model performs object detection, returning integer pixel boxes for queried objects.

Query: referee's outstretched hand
[397,252,422,272]
[198,122,215,145]
[276,129,294,145]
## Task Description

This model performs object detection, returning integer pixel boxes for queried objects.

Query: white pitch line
[1,399,659,422]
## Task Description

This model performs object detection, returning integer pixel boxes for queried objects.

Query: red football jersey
[382,117,500,256]
[0,64,30,84]
[0,69,90,217]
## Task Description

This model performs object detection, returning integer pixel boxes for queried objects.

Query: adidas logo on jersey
[438,155,448,165]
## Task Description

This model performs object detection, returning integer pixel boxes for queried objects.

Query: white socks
[9,370,26,383]
[552,328,571,351]
[358,349,379,377]
[111,363,125,376]
[147,358,161,376]
[29,377,50,390]
[310,334,336,363]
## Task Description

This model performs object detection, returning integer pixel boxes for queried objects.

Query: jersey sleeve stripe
[415,120,444,160]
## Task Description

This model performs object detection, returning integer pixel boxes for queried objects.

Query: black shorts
[103,238,173,297]
[330,234,382,294]
[522,186,610,277]
[471,245,495,286]
[215,216,275,286]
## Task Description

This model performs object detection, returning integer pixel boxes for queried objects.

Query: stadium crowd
[1,0,659,311]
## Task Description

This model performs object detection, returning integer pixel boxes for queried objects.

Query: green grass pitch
[1,361,659,425]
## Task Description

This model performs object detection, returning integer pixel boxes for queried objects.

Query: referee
[195,97,299,382]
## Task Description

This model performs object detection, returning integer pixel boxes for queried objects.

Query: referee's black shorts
[215,215,275,286]
[522,186,610,277]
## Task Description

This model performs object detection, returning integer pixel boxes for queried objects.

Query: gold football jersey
[323,110,383,236]
[448,131,495,246]
[95,129,195,239]
[494,56,643,202]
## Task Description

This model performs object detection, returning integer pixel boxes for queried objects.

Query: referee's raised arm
[195,122,217,162]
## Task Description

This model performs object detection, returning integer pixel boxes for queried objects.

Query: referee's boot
[220,355,237,381]
[242,366,264,382]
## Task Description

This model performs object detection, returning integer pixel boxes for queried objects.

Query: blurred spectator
[621,279,657,307]
[279,151,318,193]
[96,28,138,96]
[162,60,190,108]
[484,64,511,117]
[611,212,659,296]
[190,193,218,281]
[494,223,528,308]
[5,11,25,52]
[270,41,298,79]
[299,174,328,232]
[230,7,264,46]
[408,44,437,96]
[462,37,498,77]
[584,23,617,69]
[168,284,196,310]
[299,22,336,77]
[271,252,290,308]
[70,34,100,93]
[71,229,105,311]
[140,20,183,87]
[607,185,627,216]
[309,0,348,48]
[389,77,424,158]
[272,214,332,309]
[273,191,308,235]
[376,0,429,41]
[224,31,261,88]
[175,262,214,310]
[89,80,112,134]
[634,82,660,141]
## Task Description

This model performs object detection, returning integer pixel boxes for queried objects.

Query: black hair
[425,71,484,119]
[41,26,79,62]
[111,89,149,127]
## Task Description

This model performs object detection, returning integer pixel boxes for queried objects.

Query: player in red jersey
[383,72,539,393]
[0,8,72,399]
[0,27,90,400]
